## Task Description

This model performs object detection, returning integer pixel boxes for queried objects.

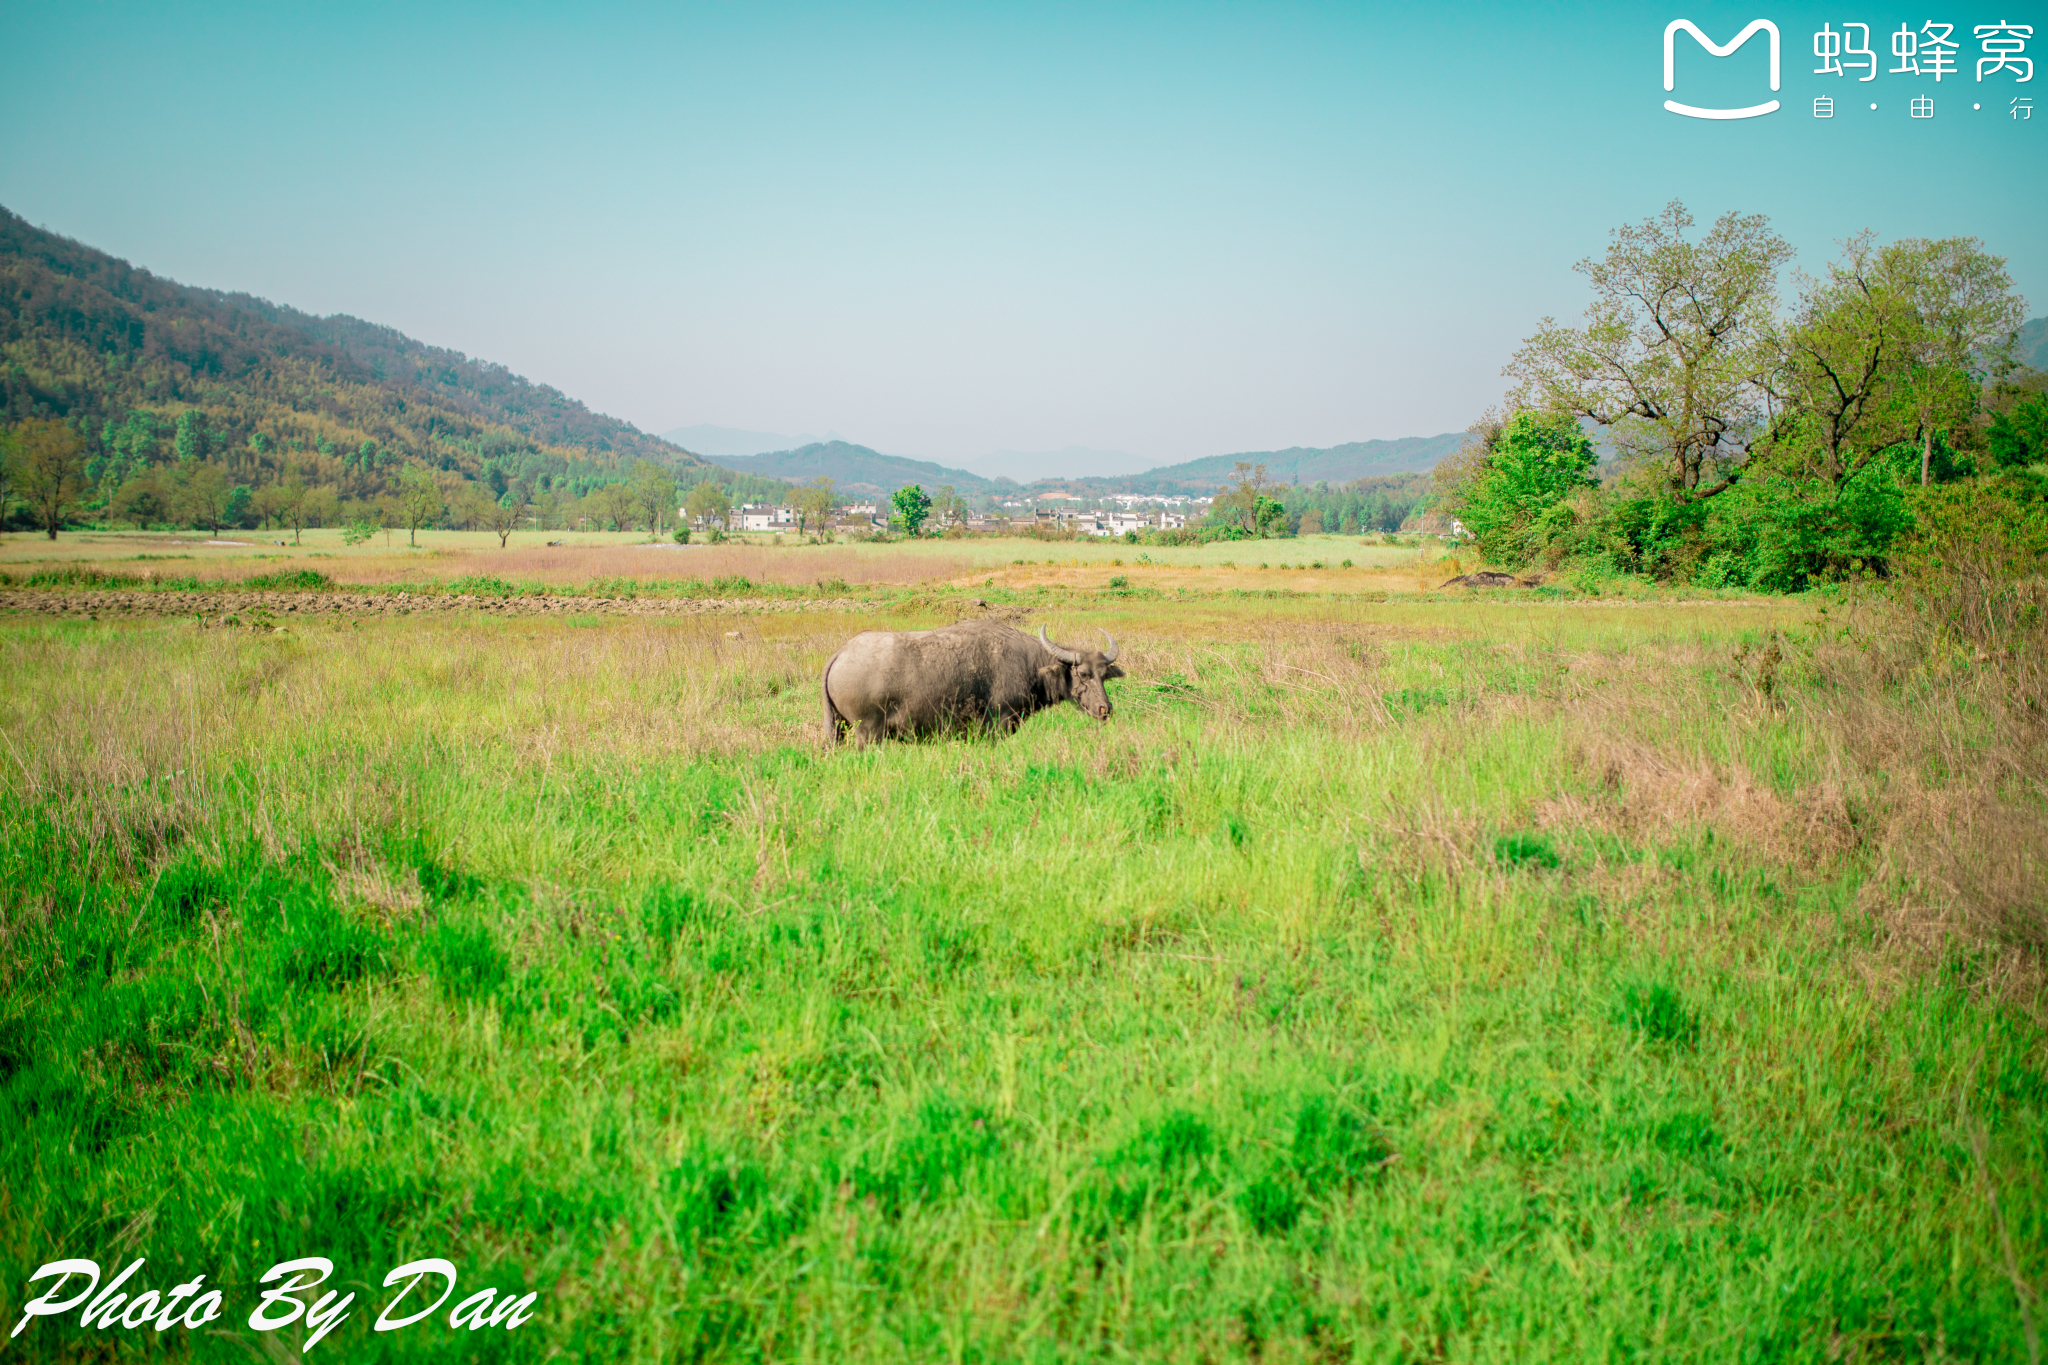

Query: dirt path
[0,589,872,621]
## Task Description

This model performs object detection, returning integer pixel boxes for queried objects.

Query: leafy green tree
[396,464,445,545]
[0,432,14,534]
[1214,462,1278,535]
[490,483,530,548]
[1885,237,2027,485]
[173,410,208,463]
[794,475,835,536]
[8,419,89,539]
[1507,202,1792,498]
[685,479,731,532]
[1456,411,1599,564]
[1767,232,1919,487]
[930,484,968,530]
[584,481,634,532]
[629,461,677,538]
[173,460,235,534]
[892,483,932,536]
[304,486,340,529]
[111,469,172,528]
[273,477,311,544]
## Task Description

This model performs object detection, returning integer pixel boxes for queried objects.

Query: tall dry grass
[263,543,982,589]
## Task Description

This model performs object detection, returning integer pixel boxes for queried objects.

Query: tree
[1456,410,1599,564]
[396,464,445,546]
[170,460,236,535]
[173,409,208,463]
[304,487,341,529]
[489,482,530,548]
[1885,237,2027,485]
[587,481,635,532]
[930,484,969,530]
[794,475,836,536]
[1213,461,1278,535]
[256,476,313,543]
[111,470,172,527]
[1506,201,1793,498]
[1766,232,1919,487]
[892,483,932,536]
[629,461,677,539]
[8,419,89,539]
[686,480,732,532]
[0,431,14,535]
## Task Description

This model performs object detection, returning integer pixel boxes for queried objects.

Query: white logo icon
[1665,19,1782,118]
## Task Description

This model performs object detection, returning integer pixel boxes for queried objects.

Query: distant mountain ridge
[709,432,1465,499]
[709,441,1002,498]
[2021,316,2047,371]
[662,423,831,457]
[1138,433,1467,489]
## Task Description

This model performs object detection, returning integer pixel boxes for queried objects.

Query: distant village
[718,495,1213,538]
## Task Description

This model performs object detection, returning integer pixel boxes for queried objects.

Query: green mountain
[0,205,711,513]
[710,441,1001,498]
[2020,316,2047,371]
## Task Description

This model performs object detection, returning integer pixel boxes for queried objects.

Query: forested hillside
[0,206,718,530]
[1278,472,1433,534]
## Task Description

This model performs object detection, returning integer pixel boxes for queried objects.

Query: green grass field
[2,559,2043,1361]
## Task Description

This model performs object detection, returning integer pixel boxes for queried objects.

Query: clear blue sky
[4,1,2041,464]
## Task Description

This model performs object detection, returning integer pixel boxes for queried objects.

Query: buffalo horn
[1038,625,1082,664]
[1098,629,1119,663]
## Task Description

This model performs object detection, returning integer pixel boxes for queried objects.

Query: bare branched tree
[1505,201,1792,498]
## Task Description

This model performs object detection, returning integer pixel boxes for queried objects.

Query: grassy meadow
[1,541,2044,1362]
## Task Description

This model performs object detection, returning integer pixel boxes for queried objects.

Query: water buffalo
[822,620,1123,744]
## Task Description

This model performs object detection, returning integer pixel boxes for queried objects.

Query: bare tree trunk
[1921,428,1933,487]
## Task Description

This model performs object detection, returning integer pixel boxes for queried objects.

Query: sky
[3,1,2042,469]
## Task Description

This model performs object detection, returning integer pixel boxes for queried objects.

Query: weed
[1616,982,1701,1047]
[242,569,335,591]
[1494,832,1560,869]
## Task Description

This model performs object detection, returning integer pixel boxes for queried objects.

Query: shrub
[1459,410,1598,565]
[445,575,518,597]
[1494,832,1560,869]
[242,569,334,591]
[1616,982,1700,1047]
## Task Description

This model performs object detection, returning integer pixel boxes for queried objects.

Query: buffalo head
[1039,626,1124,720]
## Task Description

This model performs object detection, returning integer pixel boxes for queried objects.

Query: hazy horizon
[659,426,1469,484]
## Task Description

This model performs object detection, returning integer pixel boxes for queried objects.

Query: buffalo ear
[1105,664,1125,680]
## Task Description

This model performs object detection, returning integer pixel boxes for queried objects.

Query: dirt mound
[1440,572,1545,589]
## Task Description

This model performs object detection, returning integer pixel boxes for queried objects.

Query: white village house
[737,504,798,532]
